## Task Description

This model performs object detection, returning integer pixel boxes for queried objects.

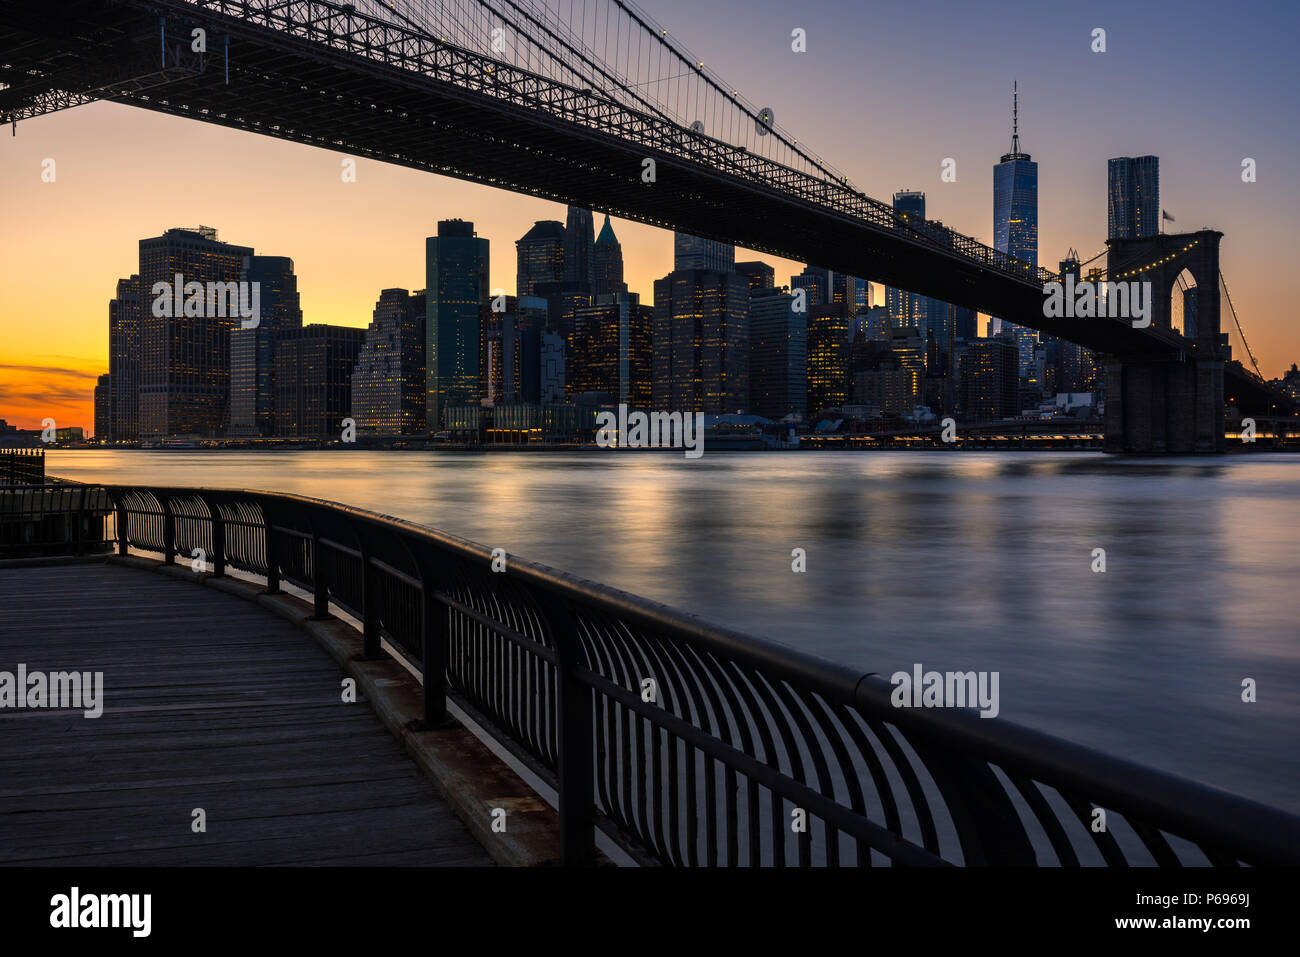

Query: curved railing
[92,484,1300,867]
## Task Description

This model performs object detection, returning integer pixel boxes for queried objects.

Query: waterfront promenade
[0,562,492,866]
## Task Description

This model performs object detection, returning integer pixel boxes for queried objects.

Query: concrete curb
[105,555,564,867]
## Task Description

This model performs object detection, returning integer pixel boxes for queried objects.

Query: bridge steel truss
[5,0,1161,353]
[1,0,1292,426]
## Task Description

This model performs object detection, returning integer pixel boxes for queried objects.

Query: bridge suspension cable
[1220,271,1262,379]
[356,0,856,188]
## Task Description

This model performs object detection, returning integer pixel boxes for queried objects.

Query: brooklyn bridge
[1,0,1293,451]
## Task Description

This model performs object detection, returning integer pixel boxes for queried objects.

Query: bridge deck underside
[0,0,1289,413]
[2,0,1161,353]
[0,562,492,866]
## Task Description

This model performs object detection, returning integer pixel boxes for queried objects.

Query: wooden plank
[0,563,493,867]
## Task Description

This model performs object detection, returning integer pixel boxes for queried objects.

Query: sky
[2,0,1298,433]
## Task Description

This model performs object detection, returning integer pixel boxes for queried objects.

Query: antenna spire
[1010,80,1020,154]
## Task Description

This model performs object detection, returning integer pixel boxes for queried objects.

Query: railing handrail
[70,482,1300,866]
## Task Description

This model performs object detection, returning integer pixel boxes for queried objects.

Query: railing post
[71,486,84,557]
[113,492,128,556]
[360,550,381,659]
[210,500,225,577]
[264,510,280,594]
[161,496,174,564]
[413,552,452,729]
[540,593,595,866]
[310,533,330,620]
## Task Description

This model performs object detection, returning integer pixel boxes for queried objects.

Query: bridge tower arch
[1102,229,1225,453]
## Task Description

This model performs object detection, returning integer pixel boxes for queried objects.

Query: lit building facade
[351,288,427,435]
[426,219,489,430]
[1108,156,1160,241]
[138,226,253,439]
[653,268,749,414]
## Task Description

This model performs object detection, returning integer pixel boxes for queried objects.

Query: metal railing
[0,447,44,485]
[0,482,113,556]
[33,483,1300,866]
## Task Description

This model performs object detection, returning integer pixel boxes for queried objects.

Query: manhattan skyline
[2,0,1297,433]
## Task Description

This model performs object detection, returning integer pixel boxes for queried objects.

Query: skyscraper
[992,83,1039,377]
[352,288,427,435]
[592,214,627,300]
[653,267,749,414]
[748,287,806,419]
[673,232,735,273]
[138,226,254,440]
[570,291,653,406]
[806,304,852,414]
[274,324,365,438]
[108,275,140,442]
[735,261,775,294]
[960,338,1019,421]
[563,207,596,288]
[426,219,489,430]
[93,374,110,440]
[229,255,302,437]
[516,220,566,297]
[1108,156,1160,241]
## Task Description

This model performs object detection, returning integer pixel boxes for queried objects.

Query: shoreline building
[274,324,365,438]
[991,83,1039,378]
[108,275,141,442]
[570,291,653,407]
[138,226,254,440]
[425,219,489,430]
[748,286,806,420]
[653,266,749,414]
[229,255,302,438]
[352,288,427,436]
[93,374,110,441]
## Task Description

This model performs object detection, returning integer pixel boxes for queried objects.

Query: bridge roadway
[0,562,492,866]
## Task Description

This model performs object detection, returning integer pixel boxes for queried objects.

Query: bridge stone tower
[1102,229,1224,453]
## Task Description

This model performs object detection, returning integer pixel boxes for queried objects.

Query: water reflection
[47,448,1300,812]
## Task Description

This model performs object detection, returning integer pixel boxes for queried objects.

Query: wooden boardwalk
[0,562,493,866]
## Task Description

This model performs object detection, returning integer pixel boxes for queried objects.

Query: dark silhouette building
[108,274,140,442]
[229,255,302,437]
[93,374,110,440]
[592,214,627,300]
[274,324,365,438]
[960,337,1019,421]
[748,286,805,419]
[563,206,596,288]
[516,220,566,297]
[735,261,775,294]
